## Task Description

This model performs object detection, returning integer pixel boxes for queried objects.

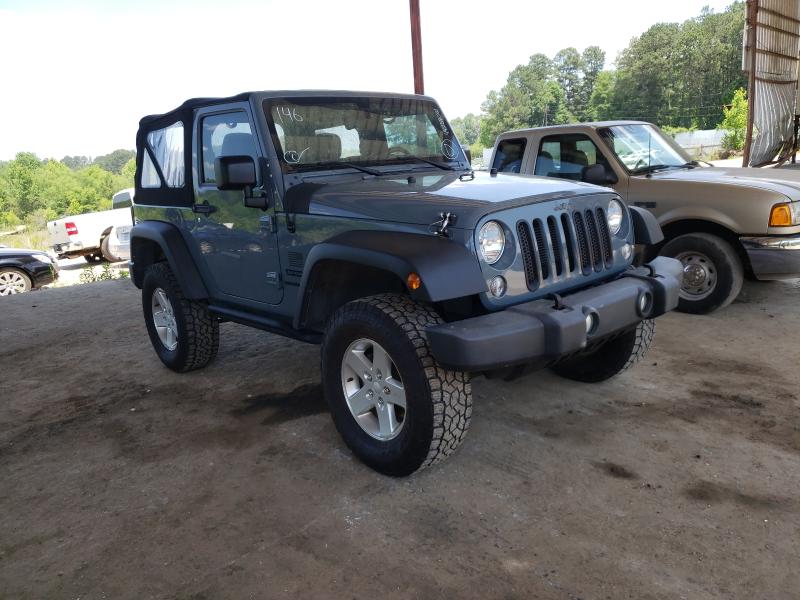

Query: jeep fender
[294,230,487,329]
[130,221,208,299]
[629,205,664,245]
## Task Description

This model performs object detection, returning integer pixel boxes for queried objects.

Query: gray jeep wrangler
[130,91,682,476]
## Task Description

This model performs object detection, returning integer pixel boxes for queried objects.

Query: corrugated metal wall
[743,0,800,166]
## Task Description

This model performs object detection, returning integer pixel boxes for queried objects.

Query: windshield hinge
[430,212,457,237]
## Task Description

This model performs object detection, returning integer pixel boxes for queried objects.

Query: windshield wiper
[301,161,383,176]
[632,164,673,175]
[399,156,460,171]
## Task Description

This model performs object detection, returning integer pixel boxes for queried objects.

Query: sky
[0,0,736,160]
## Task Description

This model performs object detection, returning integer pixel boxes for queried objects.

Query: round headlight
[478,221,505,264]
[607,199,624,235]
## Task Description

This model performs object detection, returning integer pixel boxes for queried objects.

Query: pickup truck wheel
[100,236,121,262]
[142,262,219,373]
[551,319,654,383]
[321,294,472,476]
[660,233,743,314]
[0,268,32,295]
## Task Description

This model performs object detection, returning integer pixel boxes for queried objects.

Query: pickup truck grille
[518,208,614,291]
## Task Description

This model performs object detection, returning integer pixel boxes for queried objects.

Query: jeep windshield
[599,124,694,175]
[263,97,468,173]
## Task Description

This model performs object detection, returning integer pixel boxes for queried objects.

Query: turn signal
[407,272,421,290]
[769,203,792,227]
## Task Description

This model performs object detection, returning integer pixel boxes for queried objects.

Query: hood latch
[430,212,457,237]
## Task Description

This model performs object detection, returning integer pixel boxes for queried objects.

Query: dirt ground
[1,278,798,600]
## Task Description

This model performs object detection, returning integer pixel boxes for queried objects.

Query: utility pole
[742,0,759,167]
[409,0,424,94]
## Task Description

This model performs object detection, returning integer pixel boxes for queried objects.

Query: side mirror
[215,155,257,190]
[461,144,472,164]
[582,163,618,186]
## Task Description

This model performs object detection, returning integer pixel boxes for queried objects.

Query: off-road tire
[142,261,219,373]
[551,319,655,383]
[660,233,743,314]
[321,293,472,476]
[100,235,121,263]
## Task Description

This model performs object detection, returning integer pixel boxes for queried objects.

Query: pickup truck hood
[649,166,800,199]
[288,170,607,228]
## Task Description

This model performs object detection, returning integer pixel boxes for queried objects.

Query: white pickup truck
[47,189,134,262]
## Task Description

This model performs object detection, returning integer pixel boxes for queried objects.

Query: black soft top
[135,90,435,207]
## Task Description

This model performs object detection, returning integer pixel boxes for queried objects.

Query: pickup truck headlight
[769,202,800,226]
[607,199,624,235]
[478,221,505,264]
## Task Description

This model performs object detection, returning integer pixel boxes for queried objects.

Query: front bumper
[426,256,682,371]
[741,234,800,280]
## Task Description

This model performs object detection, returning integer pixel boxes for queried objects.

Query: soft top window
[146,121,185,188]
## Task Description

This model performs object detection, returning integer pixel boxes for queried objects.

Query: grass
[0,226,50,252]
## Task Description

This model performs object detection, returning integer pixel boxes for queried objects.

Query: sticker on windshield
[441,139,457,160]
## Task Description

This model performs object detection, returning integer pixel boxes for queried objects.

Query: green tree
[586,70,616,121]
[61,155,91,170]
[121,157,136,182]
[719,87,748,151]
[93,149,135,174]
[553,47,584,116]
[578,46,606,119]
[6,152,42,217]
[450,113,481,146]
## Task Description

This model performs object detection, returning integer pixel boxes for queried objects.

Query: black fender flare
[293,230,487,329]
[629,205,664,246]
[130,221,208,299]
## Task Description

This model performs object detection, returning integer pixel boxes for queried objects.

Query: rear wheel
[142,262,219,372]
[0,268,32,295]
[321,294,472,476]
[660,233,743,314]
[100,235,121,262]
[551,320,654,383]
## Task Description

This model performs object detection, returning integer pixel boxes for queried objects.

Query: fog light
[621,243,633,261]
[489,275,507,297]
[637,291,653,316]
[584,311,598,335]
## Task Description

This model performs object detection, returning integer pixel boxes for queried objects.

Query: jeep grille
[518,208,614,291]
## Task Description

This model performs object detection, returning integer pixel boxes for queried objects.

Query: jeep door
[188,104,283,305]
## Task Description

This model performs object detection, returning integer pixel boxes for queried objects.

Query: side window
[141,152,161,188]
[534,134,610,181]
[492,138,526,173]
[146,122,184,187]
[201,112,257,184]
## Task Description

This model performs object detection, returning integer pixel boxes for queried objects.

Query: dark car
[130,91,682,476]
[0,245,59,295]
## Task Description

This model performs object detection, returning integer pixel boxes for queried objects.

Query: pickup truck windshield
[263,97,466,173]
[599,124,692,174]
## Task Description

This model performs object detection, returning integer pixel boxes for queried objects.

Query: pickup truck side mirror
[582,163,618,186]
[461,144,472,164]
[216,155,257,190]
[215,155,268,209]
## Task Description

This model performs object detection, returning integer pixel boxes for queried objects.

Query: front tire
[142,262,219,372]
[551,320,654,383]
[660,233,743,314]
[0,268,32,295]
[321,294,472,476]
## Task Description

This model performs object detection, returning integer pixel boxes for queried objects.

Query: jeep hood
[649,166,800,200]
[287,170,609,228]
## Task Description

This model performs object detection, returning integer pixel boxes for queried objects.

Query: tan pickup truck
[489,121,800,313]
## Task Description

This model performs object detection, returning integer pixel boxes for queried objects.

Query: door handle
[192,202,217,215]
